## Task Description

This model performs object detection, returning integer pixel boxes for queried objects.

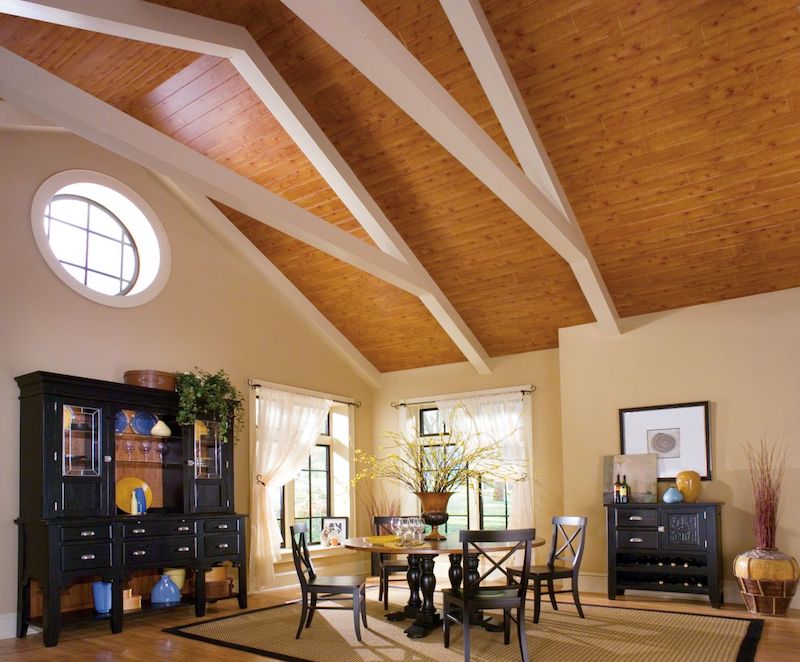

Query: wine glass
[413,517,425,543]
[156,440,168,462]
[390,516,401,539]
[140,439,152,459]
[122,439,135,461]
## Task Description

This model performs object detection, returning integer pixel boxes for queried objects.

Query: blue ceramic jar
[663,485,685,503]
[92,581,112,613]
[151,575,182,604]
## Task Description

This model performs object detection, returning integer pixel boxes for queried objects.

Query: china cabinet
[605,503,722,608]
[15,371,247,647]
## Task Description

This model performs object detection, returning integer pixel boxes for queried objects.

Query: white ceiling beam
[157,180,383,388]
[439,0,620,335]
[0,47,429,297]
[0,0,492,374]
[282,0,622,332]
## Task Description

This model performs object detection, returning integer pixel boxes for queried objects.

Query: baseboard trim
[0,612,40,640]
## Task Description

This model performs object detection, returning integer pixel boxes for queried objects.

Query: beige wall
[559,288,800,605]
[372,349,564,554]
[0,131,373,615]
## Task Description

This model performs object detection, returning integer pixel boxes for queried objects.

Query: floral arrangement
[353,404,527,493]
[175,368,244,443]
[744,438,787,549]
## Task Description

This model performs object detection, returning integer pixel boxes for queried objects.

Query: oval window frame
[31,170,171,308]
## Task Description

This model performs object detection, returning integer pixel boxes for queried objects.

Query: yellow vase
[675,470,701,503]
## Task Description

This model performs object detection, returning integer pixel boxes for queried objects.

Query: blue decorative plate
[115,410,129,434]
[131,411,158,435]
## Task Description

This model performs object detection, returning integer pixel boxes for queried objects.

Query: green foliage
[175,368,243,442]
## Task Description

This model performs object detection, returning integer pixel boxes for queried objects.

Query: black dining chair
[373,516,409,609]
[290,523,368,641]
[507,515,588,623]
[442,528,536,662]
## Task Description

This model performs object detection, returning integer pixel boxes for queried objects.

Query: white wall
[0,131,373,619]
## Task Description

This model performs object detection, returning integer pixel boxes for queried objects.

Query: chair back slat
[459,528,536,598]
[547,516,588,573]
[290,523,316,588]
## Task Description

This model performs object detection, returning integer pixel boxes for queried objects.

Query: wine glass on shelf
[122,439,135,461]
[140,439,152,460]
[156,440,168,462]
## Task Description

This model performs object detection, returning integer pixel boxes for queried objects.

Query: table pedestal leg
[386,554,421,622]
[405,556,440,638]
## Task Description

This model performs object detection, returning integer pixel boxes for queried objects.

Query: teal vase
[151,575,181,604]
[663,485,684,503]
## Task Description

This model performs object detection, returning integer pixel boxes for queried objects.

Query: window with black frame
[479,478,511,529]
[419,407,446,436]
[292,444,331,544]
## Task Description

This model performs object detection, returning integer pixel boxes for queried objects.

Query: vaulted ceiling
[2,1,799,381]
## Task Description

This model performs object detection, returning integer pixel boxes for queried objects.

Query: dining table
[344,534,545,638]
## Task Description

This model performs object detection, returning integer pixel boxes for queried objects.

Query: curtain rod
[247,379,361,408]
[391,384,535,409]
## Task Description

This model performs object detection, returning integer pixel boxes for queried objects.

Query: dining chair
[373,516,409,609]
[290,523,368,641]
[507,515,588,623]
[442,528,536,662]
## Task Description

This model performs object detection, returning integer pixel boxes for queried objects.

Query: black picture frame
[321,516,348,546]
[619,401,711,481]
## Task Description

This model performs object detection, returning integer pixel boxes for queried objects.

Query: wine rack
[604,503,723,608]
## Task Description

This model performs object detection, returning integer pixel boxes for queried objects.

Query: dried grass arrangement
[744,439,787,550]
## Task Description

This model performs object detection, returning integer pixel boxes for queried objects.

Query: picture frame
[321,517,348,547]
[602,453,658,503]
[619,401,711,480]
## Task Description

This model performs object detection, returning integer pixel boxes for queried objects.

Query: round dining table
[344,535,545,638]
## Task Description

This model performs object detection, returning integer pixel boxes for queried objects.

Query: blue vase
[92,581,112,613]
[151,575,181,604]
[663,485,684,503]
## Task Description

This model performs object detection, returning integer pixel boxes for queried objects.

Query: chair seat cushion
[507,564,573,579]
[307,575,366,591]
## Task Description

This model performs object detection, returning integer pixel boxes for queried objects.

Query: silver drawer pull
[629,537,644,543]
[628,515,643,521]
[658,525,665,532]
[80,553,96,560]
[177,546,190,552]
[80,531,96,537]
[132,528,146,534]
[177,526,190,532]
[216,543,229,549]
[132,550,147,556]
[215,524,229,530]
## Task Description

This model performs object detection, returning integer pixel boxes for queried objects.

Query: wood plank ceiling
[2,1,800,373]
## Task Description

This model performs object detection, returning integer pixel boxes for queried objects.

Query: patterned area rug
[166,592,762,662]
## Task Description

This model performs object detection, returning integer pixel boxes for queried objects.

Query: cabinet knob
[177,526,190,532]
[80,554,96,561]
[628,515,643,521]
[658,525,665,532]
[217,543,229,549]
[132,528,146,534]
[177,546,190,553]
[186,460,195,467]
[80,531,96,537]
[628,537,644,543]
[132,550,146,556]
[103,455,112,463]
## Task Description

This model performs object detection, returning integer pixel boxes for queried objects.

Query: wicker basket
[736,577,797,616]
[206,578,233,600]
[124,370,176,391]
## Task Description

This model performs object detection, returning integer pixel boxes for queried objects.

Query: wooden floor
[1,581,797,661]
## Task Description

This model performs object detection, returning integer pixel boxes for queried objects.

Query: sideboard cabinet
[605,503,723,608]
[15,371,248,646]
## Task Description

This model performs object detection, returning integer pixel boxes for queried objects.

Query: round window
[31,170,170,307]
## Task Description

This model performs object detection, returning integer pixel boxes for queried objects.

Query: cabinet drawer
[124,536,197,564]
[204,518,239,534]
[616,530,659,550]
[615,509,658,528]
[62,543,112,571]
[61,524,112,542]
[123,520,196,538]
[205,533,240,558]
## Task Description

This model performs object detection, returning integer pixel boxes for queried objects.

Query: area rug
[166,594,762,662]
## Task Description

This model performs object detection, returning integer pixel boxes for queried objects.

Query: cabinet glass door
[194,420,221,479]
[62,404,101,477]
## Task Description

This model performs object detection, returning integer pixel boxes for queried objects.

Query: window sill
[277,544,358,562]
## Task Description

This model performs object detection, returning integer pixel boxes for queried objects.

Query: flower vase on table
[416,491,453,541]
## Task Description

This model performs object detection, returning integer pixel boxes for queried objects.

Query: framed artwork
[602,453,658,503]
[321,517,348,547]
[619,401,711,480]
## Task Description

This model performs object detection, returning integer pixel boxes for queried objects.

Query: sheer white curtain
[436,392,533,530]
[249,387,332,589]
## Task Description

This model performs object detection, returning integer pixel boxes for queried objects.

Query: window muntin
[419,407,446,436]
[45,194,139,296]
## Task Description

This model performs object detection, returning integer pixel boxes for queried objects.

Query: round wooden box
[124,370,176,391]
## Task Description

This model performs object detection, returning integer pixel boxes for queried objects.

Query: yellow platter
[115,476,153,513]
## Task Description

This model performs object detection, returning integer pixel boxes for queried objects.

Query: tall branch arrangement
[353,404,528,493]
[744,438,787,549]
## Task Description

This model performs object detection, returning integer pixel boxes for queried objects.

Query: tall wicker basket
[733,548,799,616]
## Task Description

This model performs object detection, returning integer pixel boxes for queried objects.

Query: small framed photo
[619,401,711,480]
[321,517,348,547]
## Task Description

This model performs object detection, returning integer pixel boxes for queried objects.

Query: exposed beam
[0,47,429,297]
[0,97,63,131]
[158,181,383,388]
[283,0,621,333]
[439,0,620,335]
[0,0,492,374]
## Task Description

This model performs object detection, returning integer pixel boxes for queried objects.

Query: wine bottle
[620,475,629,503]
[614,474,622,503]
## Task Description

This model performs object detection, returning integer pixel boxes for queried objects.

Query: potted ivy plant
[175,368,243,443]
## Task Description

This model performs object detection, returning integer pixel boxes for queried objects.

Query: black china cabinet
[15,371,248,647]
